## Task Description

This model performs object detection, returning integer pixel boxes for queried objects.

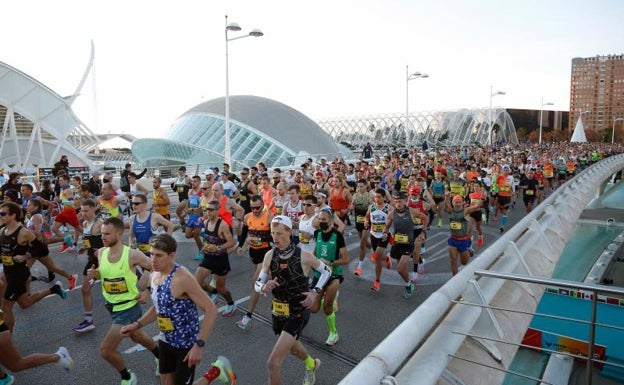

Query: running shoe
[469,248,475,258]
[325,332,339,346]
[409,272,419,283]
[59,244,70,253]
[212,355,236,385]
[120,372,137,385]
[210,293,219,304]
[477,236,483,247]
[303,358,320,385]
[418,260,425,275]
[437,218,443,227]
[63,234,74,247]
[72,320,95,333]
[403,283,415,299]
[50,281,67,299]
[193,252,203,261]
[154,357,159,376]
[236,315,251,330]
[222,304,235,317]
[354,267,362,276]
[385,254,392,269]
[48,271,56,282]
[370,253,376,262]
[55,346,74,372]
[68,274,78,290]
[499,226,504,234]
[371,280,381,292]
[0,373,14,385]
[492,215,498,221]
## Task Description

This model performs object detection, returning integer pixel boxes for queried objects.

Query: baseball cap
[393,191,407,199]
[271,215,292,230]
[452,195,464,203]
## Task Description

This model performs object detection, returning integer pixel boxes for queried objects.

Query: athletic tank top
[284,201,303,236]
[151,264,199,349]
[152,189,169,216]
[273,196,287,215]
[0,226,29,276]
[297,214,317,254]
[217,196,233,227]
[99,246,138,311]
[352,192,371,225]
[269,247,308,317]
[247,210,271,249]
[314,229,343,276]
[98,197,120,219]
[432,180,445,197]
[369,203,389,238]
[202,218,226,255]
[83,219,103,258]
[407,199,425,228]
[392,209,415,245]
[329,187,349,212]
[132,212,156,253]
[449,209,469,239]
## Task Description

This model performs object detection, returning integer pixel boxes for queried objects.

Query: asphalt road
[9,200,530,385]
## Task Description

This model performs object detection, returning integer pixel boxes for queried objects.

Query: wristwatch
[312,287,322,294]
[195,339,205,347]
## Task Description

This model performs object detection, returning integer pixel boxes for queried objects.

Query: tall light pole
[488,86,506,145]
[539,98,554,145]
[613,117,624,144]
[405,65,428,138]
[224,15,263,167]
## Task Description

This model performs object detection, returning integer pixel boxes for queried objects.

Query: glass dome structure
[132,95,342,169]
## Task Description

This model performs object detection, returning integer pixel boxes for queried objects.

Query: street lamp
[488,86,506,145]
[405,65,429,137]
[224,15,263,167]
[539,98,554,145]
[613,117,624,144]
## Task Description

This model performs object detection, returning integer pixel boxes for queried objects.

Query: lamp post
[224,15,263,166]
[539,98,554,145]
[405,65,428,138]
[488,86,506,145]
[613,117,624,144]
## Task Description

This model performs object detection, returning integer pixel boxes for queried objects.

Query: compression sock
[326,312,337,334]
[304,355,316,370]
[502,215,508,228]
[119,368,131,380]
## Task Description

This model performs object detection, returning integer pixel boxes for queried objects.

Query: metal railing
[338,153,624,385]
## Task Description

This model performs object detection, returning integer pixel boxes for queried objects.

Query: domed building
[132,95,343,169]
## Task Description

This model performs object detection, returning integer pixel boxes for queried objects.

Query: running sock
[246,312,253,318]
[502,215,508,228]
[357,261,363,269]
[85,312,93,323]
[326,312,337,334]
[304,355,316,370]
[119,368,131,381]
[151,346,160,358]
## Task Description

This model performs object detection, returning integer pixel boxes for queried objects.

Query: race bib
[157,315,175,332]
[525,190,534,196]
[240,195,247,201]
[412,217,422,225]
[103,278,129,294]
[500,186,511,192]
[371,223,384,232]
[356,215,365,223]
[137,243,151,253]
[394,233,409,244]
[83,239,91,249]
[272,300,290,317]
[177,187,184,193]
[275,207,283,215]
[450,221,462,230]
[1,255,13,266]
[250,239,263,248]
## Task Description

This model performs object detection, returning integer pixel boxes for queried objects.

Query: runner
[255,215,330,385]
[120,233,236,385]
[236,195,273,330]
[128,193,174,256]
[518,169,541,213]
[172,166,192,228]
[0,202,67,332]
[151,177,171,220]
[183,176,205,260]
[446,195,481,275]
[351,179,372,276]
[406,186,429,283]
[86,217,159,385]
[311,208,349,346]
[73,198,104,333]
[195,200,236,317]
[495,165,515,233]
[365,188,391,291]
[467,180,486,247]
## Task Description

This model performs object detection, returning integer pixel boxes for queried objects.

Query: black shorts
[249,247,271,265]
[311,275,344,288]
[4,269,30,301]
[413,228,424,239]
[83,253,99,276]
[523,196,536,206]
[433,196,444,204]
[370,235,389,250]
[497,196,511,209]
[158,340,195,385]
[272,309,310,339]
[30,239,49,259]
[469,211,482,222]
[199,252,230,276]
[558,173,567,181]
[390,243,413,259]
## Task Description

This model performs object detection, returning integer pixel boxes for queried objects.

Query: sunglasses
[206,207,217,211]
[131,202,144,206]
[303,203,315,207]
[201,187,209,190]
[241,172,249,175]
[0,212,9,216]
[251,206,262,210]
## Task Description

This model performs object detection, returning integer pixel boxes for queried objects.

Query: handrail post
[586,291,598,385]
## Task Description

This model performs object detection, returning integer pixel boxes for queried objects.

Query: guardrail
[338,153,624,385]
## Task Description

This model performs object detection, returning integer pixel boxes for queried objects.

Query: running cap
[271,215,292,230]
[452,195,464,203]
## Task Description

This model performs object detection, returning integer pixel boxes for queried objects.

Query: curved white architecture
[0,60,101,171]
[318,108,519,148]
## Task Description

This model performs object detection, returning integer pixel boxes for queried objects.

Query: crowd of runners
[0,141,622,385]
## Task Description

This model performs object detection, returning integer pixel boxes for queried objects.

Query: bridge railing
[338,154,624,385]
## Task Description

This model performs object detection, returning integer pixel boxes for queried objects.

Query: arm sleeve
[238,224,248,248]
[312,261,332,290]
[254,271,269,293]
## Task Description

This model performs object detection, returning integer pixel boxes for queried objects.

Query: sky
[2,0,624,147]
